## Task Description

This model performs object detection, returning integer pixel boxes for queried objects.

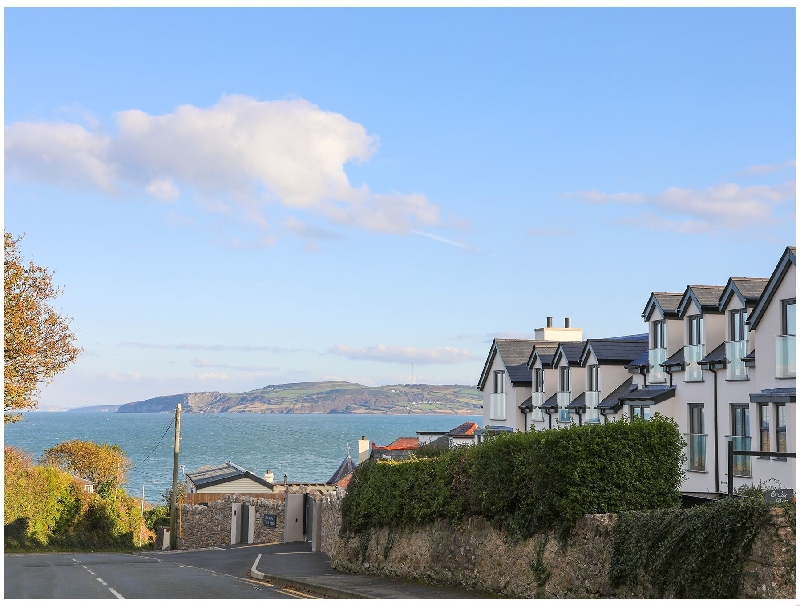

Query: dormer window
[776,299,796,379]
[686,315,704,381]
[493,370,505,394]
[730,309,747,342]
[533,368,544,393]
[782,299,796,336]
[587,365,599,392]
[559,366,570,392]
[687,315,703,346]
[652,320,666,349]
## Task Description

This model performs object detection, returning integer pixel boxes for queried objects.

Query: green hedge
[341,415,685,538]
[609,497,773,598]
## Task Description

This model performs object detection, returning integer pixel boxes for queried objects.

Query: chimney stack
[565,317,571,328]
[546,316,553,328]
[358,436,370,463]
[264,469,274,484]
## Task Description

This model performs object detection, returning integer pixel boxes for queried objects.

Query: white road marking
[97,578,108,586]
[108,587,125,599]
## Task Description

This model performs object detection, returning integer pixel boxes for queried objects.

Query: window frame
[729,308,747,343]
[652,320,666,349]
[559,365,570,392]
[758,403,770,454]
[775,403,787,459]
[533,368,544,393]
[493,370,505,394]
[629,403,651,420]
[782,298,796,336]
[587,364,599,392]
[687,315,704,346]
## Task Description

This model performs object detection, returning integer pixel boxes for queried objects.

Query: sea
[4,412,481,504]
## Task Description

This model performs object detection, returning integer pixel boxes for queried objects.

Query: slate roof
[519,395,533,413]
[598,377,635,411]
[619,385,675,404]
[662,347,686,370]
[742,348,756,364]
[749,388,796,403]
[327,455,357,485]
[528,343,559,368]
[477,339,535,389]
[540,392,559,410]
[625,349,650,371]
[720,277,770,311]
[567,391,586,411]
[699,342,727,367]
[580,338,649,366]
[186,462,274,491]
[553,342,586,366]
[678,285,725,317]
[642,292,683,320]
[749,246,796,330]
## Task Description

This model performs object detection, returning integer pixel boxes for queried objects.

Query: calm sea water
[4,412,480,504]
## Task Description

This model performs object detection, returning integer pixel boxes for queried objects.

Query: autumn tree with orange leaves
[4,232,81,422]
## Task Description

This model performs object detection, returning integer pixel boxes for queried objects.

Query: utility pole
[169,403,181,550]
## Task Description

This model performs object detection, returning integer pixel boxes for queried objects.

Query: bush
[341,415,685,538]
[609,497,772,598]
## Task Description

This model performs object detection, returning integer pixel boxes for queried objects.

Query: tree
[40,440,130,486]
[4,232,81,422]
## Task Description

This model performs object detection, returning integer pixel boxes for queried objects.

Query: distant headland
[67,381,482,415]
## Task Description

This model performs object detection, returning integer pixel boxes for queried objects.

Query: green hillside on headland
[113,381,482,415]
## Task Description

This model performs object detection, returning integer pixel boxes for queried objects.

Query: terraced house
[476,246,795,497]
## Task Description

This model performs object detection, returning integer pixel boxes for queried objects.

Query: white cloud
[118,341,296,353]
[5,95,442,236]
[568,178,795,232]
[735,159,795,176]
[146,178,180,201]
[328,344,475,365]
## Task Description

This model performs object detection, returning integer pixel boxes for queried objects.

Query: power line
[129,416,174,471]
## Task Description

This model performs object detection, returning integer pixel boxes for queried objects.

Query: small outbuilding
[185,462,275,494]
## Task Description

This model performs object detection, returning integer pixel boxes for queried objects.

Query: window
[652,320,666,349]
[533,368,544,393]
[629,404,650,420]
[759,403,770,452]
[494,370,505,394]
[587,365,599,392]
[730,309,747,342]
[776,403,787,456]
[782,299,796,336]
[559,366,570,392]
[688,315,703,345]
[687,403,705,471]
[731,404,751,477]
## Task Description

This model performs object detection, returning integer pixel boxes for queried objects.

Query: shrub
[341,415,685,538]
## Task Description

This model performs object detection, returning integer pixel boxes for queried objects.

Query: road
[4,547,307,599]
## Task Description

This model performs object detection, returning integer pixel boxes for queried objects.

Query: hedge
[341,415,685,538]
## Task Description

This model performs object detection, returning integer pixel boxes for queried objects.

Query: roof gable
[719,277,769,311]
[642,292,683,321]
[579,337,649,366]
[677,285,724,318]
[186,462,274,490]
[527,342,558,369]
[477,339,536,390]
[749,247,796,330]
[327,455,357,485]
[552,341,586,367]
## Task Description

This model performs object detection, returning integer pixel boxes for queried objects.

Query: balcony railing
[727,435,752,477]
[489,393,506,421]
[685,344,704,382]
[557,391,571,423]
[776,335,796,379]
[726,340,748,380]
[647,347,667,384]
[585,391,601,424]
[683,433,707,472]
[530,392,544,422]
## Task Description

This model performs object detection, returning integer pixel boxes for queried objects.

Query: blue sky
[5,8,796,409]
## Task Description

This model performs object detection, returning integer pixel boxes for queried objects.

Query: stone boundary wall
[178,494,284,550]
[320,495,795,599]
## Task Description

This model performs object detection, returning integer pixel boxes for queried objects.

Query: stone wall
[178,494,284,550]
[320,496,795,599]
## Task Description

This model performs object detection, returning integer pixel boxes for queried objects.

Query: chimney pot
[546,316,553,328]
[565,317,571,328]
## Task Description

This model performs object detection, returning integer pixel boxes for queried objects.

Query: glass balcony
[726,340,748,380]
[557,391,571,423]
[647,347,667,384]
[685,344,704,382]
[530,392,544,422]
[489,393,506,421]
[585,391,601,424]
[683,433,707,472]
[728,435,752,477]
[776,335,796,379]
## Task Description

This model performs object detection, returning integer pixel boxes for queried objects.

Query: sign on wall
[262,513,277,527]
[763,489,794,504]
